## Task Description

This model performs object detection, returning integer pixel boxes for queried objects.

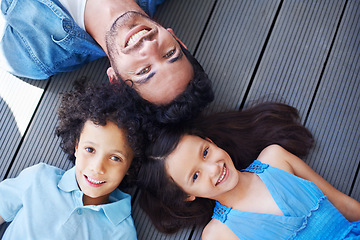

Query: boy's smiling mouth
[84,175,106,186]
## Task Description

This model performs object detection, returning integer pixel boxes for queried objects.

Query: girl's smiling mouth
[216,164,228,186]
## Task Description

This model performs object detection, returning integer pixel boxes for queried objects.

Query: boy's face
[74,120,134,205]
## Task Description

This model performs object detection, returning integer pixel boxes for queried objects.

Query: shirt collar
[58,166,132,225]
[58,166,79,192]
[102,190,132,225]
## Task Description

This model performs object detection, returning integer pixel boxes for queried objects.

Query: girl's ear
[186,195,196,201]
[205,137,213,143]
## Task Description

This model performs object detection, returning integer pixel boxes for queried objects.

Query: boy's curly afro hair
[55,80,145,185]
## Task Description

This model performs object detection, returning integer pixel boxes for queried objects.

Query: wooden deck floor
[1,0,359,239]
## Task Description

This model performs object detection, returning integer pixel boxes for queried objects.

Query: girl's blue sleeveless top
[212,160,360,240]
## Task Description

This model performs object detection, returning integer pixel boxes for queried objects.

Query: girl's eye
[192,172,199,182]
[164,49,176,58]
[203,147,209,158]
[111,156,122,162]
[137,66,150,75]
[85,147,94,153]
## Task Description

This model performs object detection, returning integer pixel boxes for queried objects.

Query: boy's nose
[90,157,105,174]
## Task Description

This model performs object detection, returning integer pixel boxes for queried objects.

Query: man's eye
[203,147,209,158]
[164,49,176,58]
[85,147,94,153]
[137,66,150,75]
[192,172,199,182]
[111,156,122,162]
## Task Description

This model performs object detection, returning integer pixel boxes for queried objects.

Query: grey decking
[1,0,359,239]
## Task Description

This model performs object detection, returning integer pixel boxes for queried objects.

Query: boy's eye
[164,48,176,58]
[192,172,199,182]
[203,147,209,158]
[85,147,94,153]
[111,156,122,162]
[137,66,150,75]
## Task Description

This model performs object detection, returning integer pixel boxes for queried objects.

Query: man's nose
[138,38,160,58]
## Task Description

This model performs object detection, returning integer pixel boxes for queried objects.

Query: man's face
[106,12,194,105]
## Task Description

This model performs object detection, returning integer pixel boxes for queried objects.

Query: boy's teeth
[87,176,105,184]
[126,29,149,46]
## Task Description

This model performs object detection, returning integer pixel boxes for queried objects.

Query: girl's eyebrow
[185,142,203,185]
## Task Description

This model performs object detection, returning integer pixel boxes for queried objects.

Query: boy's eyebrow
[114,149,131,159]
[134,50,184,85]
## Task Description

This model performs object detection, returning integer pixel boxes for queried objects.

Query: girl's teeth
[126,29,149,46]
[217,166,227,184]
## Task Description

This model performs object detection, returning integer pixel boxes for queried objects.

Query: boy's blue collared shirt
[0,163,137,240]
[0,0,163,80]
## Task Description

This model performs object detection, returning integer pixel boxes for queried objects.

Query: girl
[0,82,144,239]
[138,102,360,239]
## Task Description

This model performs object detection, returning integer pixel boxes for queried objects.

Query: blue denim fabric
[138,0,165,17]
[0,0,161,80]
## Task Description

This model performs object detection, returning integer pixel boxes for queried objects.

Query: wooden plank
[5,57,110,178]
[154,0,216,54]
[304,0,360,199]
[132,194,193,240]
[244,0,345,116]
[196,0,281,112]
[0,69,48,180]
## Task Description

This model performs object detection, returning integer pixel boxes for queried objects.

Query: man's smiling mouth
[126,29,149,47]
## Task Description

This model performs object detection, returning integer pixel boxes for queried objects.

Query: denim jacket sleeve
[0,0,106,79]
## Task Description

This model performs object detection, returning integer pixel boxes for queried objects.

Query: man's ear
[106,67,118,83]
[186,195,196,201]
[167,28,188,49]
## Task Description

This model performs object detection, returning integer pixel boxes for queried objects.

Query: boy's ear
[186,195,196,201]
[106,67,117,83]
[167,28,188,50]
[74,144,78,158]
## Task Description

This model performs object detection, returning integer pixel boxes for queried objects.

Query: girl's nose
[204,161,220,178]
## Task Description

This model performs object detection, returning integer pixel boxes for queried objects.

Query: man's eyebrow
[168,50,183,63]
[135,72,156,85]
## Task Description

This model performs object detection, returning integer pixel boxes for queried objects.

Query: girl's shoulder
[202,218,239,240]
[256,144,295,175]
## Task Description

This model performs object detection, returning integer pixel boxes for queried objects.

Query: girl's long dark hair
[138,102,314,233]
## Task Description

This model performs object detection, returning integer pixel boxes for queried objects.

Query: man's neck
[84,0,147,53]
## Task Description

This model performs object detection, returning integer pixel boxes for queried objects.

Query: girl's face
[75,120,134,205]
[165,135,239,202]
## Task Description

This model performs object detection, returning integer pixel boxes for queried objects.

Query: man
[0,0,213,108]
